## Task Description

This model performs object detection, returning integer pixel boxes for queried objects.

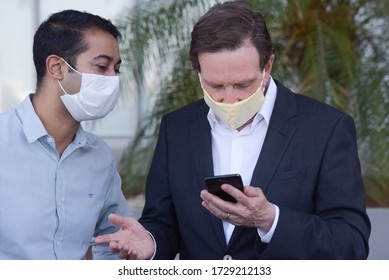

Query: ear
[46,55,65,80]
[264,54,275,76]
[262,54,275,85]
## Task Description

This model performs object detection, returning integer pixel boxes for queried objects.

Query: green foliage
[116,0,210,196]
[354,61,389,206]
[117,0,389,206]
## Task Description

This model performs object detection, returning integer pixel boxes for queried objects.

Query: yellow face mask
[200,73,266,130]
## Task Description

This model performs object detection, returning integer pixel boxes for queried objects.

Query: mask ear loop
[260,68,266,92]
[60,57,82,75]
[198,73,204,88]
[57,57,82,95]
[57,80,69,95]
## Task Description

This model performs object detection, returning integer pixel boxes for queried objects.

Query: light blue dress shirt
[0,94,132,259]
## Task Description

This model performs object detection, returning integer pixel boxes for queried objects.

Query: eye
[97,65,108,71]
[234,82,251,90]
[211,84,223,90]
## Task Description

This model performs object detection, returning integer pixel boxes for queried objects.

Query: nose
[107,68,117,76]
[222,87,240,104]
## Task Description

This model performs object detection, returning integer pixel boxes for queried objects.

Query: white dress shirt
[207,77,280,244]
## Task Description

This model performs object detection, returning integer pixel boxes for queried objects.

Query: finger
[127,249,140,260]
[118,248,130,259]
[243,185,263,197]
[109,241,121,251]
[201,200,228,220]
[108,213,131,227]
[221,183,247,203]
[201,191,223,212]
[200,189,213,202]
[95,233,116,244]
[201,189,228,206]
[201,189,237,220]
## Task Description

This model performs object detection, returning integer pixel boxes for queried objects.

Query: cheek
[202,86,223,102]
[66,75,82,94]
[208,90,234,103]
[208,92,224,102]
[59,76,81,95]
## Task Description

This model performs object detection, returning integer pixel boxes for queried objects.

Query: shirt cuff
[146,231,157,260]
[257,204,279,243]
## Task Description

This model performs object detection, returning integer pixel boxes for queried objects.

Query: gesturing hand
[95,214,155,260]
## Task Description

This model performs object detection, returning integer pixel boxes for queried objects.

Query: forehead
[77,29,120,63]
[198,43,260,84]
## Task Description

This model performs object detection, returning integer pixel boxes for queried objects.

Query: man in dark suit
[96,1,370,259]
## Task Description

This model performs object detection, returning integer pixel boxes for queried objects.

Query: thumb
[94,214,132,244]
[108,213,129,227]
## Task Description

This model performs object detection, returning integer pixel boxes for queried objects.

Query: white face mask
[58,58,120,122]
[200,70,266,130]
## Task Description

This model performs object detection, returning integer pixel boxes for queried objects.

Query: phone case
[204,174,243,203]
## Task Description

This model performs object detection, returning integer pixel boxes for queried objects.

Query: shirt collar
[73,126,89,147]
[207,76,277,132]
[16,94,48,143]
[16,94,89,146]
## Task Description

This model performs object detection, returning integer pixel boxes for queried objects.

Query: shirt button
[46,137,53,143]
[223,254,232,260]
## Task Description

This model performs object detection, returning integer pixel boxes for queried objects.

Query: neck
[32,91,79,156]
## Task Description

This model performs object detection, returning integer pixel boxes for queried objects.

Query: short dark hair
[33,9,121,89]
[189,1,273,72]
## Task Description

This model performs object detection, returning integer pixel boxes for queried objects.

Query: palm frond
[117,0,389,206]
[116,0,213,196]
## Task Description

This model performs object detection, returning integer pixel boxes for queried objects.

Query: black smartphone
[204,174,244,203]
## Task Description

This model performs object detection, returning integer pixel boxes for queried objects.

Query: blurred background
[1,0,388,259]
[0,0,137,162]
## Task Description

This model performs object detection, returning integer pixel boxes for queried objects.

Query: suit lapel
[250,81,298,192]
[189,102,214,184]
[189,101,227,249]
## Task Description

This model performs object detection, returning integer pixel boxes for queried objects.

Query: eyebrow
[93,54,122,65]
[206,78,256,87]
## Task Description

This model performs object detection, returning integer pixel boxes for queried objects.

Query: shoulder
[275,80,350,122]
[0,109,20,140]
[0,109,14,122]
[83,130,110,149]
[164,99,208,123]
[82,130,116,161]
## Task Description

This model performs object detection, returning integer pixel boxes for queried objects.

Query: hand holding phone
[204,174,244,203]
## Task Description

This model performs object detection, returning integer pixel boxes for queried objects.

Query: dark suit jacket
[139,80,371,259]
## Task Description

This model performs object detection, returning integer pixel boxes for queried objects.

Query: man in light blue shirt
[0,10,132,259]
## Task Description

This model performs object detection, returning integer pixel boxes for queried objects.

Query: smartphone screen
[204,174,243,203]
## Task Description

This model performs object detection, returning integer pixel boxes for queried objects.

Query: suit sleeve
[138,116,180,259]
[258,114,371,259]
